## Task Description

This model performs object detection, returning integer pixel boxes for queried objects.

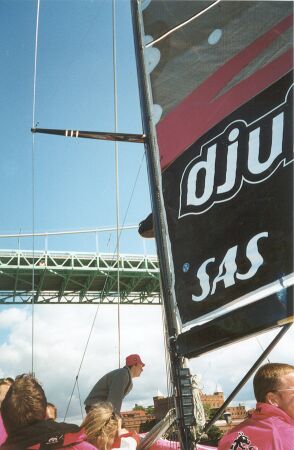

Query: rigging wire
[63,148,146,420]
[31,0,41,375]
[63,160,145,400]
[64,0,147,414]
[76,377,84,421]
[120,151,145,229]
[145,0,222,48]
[0,225,138,239]
[112,0,121,369]
[63,303,102,421]
[255,337,271,363]
[27,0,148,421]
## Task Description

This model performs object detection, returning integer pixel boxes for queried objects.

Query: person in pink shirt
[0,374,96,450]
[82,402,140,450]
[218,362,294,450]
[0,414,7,447]
[0,378,14,446]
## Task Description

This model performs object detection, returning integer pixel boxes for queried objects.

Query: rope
[145,0,222,48]
[63,149,146,419]
[76,377,84,421]
[112,0,121,369]
[64,0,147,410]
[255,337,271,363]
[121,151,145,229]
[32,0,40,130]
[191,374,206,439]
[0,225,138,239]
[31,0,41,375]
[28,0,146,420]
[63,303,102,421]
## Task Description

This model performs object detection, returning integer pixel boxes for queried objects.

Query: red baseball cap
[126,354,145,367]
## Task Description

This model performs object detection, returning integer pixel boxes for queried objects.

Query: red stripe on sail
[157,14,293,170]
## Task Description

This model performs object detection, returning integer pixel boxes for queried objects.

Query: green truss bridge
[0,250,161,305]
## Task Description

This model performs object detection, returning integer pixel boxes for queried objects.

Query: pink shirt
[149,438,215,450]
[0,414,7,445]
[218,402,294,450]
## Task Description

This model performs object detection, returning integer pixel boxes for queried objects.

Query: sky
[0,0,293,425]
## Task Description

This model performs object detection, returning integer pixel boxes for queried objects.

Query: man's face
[133,364,144,378]
[273,372,294,419]
[0,384,11,405]
[46,405,57,420]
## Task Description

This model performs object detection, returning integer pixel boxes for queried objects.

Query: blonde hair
[82,402,120,450]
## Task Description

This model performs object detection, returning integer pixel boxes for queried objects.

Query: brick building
[152,391,247,429]
[200,391,224,409]
[153,395,174,420]
[122,391,247,434]
[226,405,247,420]
[121,409,155,432]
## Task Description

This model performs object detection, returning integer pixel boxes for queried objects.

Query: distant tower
[155,389,164,398]
[214,382,223,393]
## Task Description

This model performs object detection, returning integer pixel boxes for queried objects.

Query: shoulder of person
[112,366,129,378]
[121,431,140,445]
[112,431,140,450]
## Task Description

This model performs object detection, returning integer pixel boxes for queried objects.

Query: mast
[131,1,194,448]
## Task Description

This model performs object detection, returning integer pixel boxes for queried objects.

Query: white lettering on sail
[211,246,238,296]
[180,86,293,217]
[192,231,268,302]
[187,144,216,206]
[191,257,215,302]
[217,128,239,194]
[248,112,284,174]
[236,232,268,281]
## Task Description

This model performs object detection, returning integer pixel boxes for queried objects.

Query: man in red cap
[84,354,145,413]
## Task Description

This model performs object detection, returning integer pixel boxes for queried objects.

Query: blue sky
[0,0,160,419]
[0,0,153,254]
[0,0,293,424]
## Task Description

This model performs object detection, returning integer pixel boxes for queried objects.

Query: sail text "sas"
[191,231,268,302]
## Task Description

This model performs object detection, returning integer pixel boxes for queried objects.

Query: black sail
[139,0,293,356]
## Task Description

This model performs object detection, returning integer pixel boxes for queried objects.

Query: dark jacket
[84,366,133,412]
[0,419,95,450]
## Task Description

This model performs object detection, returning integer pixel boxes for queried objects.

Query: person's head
[253,362,294,419]
[0,377,14,406]
[1,373,47,434]
[82,402,121,450]
[46,402,57,420]
[125,354,145,378]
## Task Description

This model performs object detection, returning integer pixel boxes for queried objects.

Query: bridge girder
[0,250,161,305]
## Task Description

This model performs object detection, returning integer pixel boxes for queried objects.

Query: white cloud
[0,305,293,424]
[0,307,28,329]
[189,325,294,404]
[0,304,167,422]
